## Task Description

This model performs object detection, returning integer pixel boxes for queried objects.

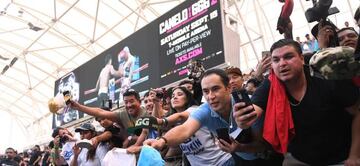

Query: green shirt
[115,107,147,130]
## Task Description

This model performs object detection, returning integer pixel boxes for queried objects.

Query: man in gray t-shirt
[71,88,147,145]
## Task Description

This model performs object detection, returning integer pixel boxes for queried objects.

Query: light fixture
[28,22,43,31]
[0,57,18,75]
[18,8,24,17]
[1,65,9,75]
[9,57,18,67]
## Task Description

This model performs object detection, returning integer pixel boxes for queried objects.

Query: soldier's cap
[309,46,360,80]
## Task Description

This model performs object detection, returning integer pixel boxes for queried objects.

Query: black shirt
[252,67,359,165]
[0,158,19,166]
[29,151,41,166]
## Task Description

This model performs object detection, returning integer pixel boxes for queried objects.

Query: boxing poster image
[82,46,149,107]
[54,72,81,126]
[158,0,225,86]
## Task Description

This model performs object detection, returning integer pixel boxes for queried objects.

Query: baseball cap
[75,123,95,132]
[225,66,242,76]
[311,20,338,39]
[127,116,159,136]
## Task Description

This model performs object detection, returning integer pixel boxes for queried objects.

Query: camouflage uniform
[309,46,360,79]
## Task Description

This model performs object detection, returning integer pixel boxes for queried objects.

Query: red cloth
[263,71,295,154]
[280,0,294,19]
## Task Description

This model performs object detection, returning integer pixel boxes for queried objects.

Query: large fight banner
[158,0,224,86]
[52,25,158,127]
[53,0,224,128]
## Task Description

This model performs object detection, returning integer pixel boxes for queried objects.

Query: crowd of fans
[2,3,360,166]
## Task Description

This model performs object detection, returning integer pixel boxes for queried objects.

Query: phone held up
[231,89,254,115]
[262,51,271,59]
[216,128,231,144]
[231,89,253,143]
[261,51,271,76]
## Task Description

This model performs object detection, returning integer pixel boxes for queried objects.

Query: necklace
[289,98,302,106]
[289,80,307,107]
[289,93,305,106]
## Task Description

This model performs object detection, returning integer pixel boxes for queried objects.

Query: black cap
[311,20,338,39]
[127,116,159,136]
[75,123,95,132]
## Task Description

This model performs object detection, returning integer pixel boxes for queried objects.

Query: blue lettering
[63,151,73,160]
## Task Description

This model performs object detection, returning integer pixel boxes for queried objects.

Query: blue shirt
[190,97,263,160]
[148,129,158,139]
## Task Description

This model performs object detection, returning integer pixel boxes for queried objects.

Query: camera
[156,88,166,99]
[305,0,339,23]
[156,91,164,99]
[59,135,68,144]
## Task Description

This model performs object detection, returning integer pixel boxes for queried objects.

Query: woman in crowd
[158,86,234,166]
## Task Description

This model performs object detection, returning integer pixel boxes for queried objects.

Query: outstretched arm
[144,118,200,150]
[157,111,190,127]
[70,101,119,123]
[91,131,112,147]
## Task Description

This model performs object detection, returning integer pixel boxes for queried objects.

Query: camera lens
[60,135,68,144]
[156,92,164,99]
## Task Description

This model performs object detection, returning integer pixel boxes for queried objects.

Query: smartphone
[216,128,231,144]
[232,89,254,115]
[261,51,270,59]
